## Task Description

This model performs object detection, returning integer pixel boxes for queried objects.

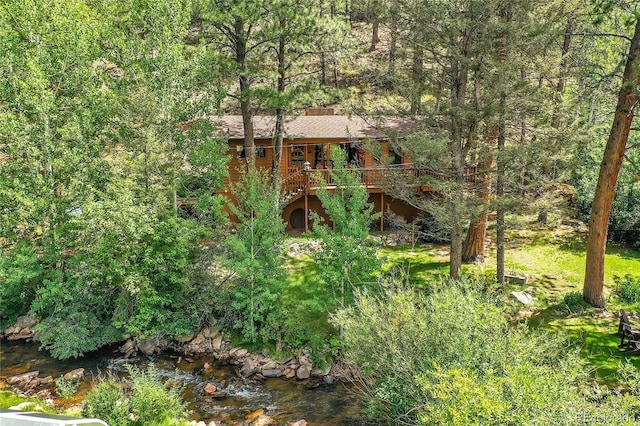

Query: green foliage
[563,291,591,313]
[613,274,640,303]
[312,148,382,306]
[127,364,188,425]
[82,379,130,426]
[0,391,56,413]
[216,168,286,344]
[55,376,80,399]
[1,0,224,359]
[0,244,52,327]
[82,364,188,426]
[333,279,640,424]
[31,205,206,358]
[573,147,640,250]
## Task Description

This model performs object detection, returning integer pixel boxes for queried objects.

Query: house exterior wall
[282,193,421,232]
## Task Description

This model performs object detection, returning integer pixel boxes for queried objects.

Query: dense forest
[1,0,640,424]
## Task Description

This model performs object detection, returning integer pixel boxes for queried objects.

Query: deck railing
[282,164,477,199]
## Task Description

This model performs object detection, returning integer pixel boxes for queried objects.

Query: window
[237,146,266,159]
[391,146,402,165]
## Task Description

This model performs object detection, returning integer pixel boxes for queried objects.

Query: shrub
[82,364,188,426]
[613,274,640,303]
[332,279,640,425]
[55,376,80,399]
[82,378,130,426]
[0,244,55,328]
[127,364,188,425]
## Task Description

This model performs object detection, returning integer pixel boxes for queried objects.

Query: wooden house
[216,109,458,232]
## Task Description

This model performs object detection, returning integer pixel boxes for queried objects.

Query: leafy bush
[333,279,640,424]
[0,244,56,327]
[82,364,188,426]
[82,378,130,426]
[31,212,205,359]
[55,376,80,399]
[613,274,640,303]
[127,364,188,425]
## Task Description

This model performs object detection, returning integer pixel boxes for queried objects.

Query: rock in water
[63,368,85,382]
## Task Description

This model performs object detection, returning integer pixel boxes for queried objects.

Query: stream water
[0,340,370,425]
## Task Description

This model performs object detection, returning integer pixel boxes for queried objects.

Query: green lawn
[377,223,640,382]
[282,225,640,380]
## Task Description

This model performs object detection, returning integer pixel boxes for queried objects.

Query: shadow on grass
[606,244,640,262]
[381,246,451,288]
[528,305,640,383]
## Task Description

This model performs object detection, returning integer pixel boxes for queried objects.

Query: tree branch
[570,32,632,42]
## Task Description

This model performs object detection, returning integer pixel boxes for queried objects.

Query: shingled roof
[217,115,418,140]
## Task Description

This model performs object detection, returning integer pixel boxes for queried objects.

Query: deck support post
[304,169,309,232]
[380,193,384,232]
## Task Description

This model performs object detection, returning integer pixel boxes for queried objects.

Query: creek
[0,340,369,425]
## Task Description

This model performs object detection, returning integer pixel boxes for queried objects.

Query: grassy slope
[283,222,640,380]
[378,221,640,382]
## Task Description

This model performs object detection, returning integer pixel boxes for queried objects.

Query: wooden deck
[281,164,477,203]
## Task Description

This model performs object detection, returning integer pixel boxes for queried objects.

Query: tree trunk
[370,20,379,51]
[538,19,573,223]
[583,18,640,308]
[496,93,507,289]
[235,17,255,167]
[462,134,495,263]
[272,23,286,190]
[388,4,398,75]
[410,43,424,115]
[448,32,471,281]
[240,77,255,167]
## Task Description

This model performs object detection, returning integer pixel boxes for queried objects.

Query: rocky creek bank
[2,315,354,398]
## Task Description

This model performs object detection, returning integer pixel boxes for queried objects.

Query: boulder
[138,338,158,356]
[230,348,249,358]
[245,409,265,422]
[311,366,330,378]
[63,368,85,382]
[175,333,194,343]
[511,290,534,306]
[7,371,39,385]
[15,315,37,329]
[289,421,308,426]
[296,366,311,380]
[8,333,32,341]
[4,326,19,335]
[121,339,137,358]
[212,336,224,351]
[240,359,257,377]
[203,383,217,395]
[252,415,276,426]
[261,369,283,378]
[40,376,54,385]
[261,360,280,371]
[185,333,213,354]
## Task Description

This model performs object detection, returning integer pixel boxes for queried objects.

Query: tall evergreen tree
[583,7,639,307]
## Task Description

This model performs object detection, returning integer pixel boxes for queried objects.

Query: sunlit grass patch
[535,314,640,382]
[0,390,56,413]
